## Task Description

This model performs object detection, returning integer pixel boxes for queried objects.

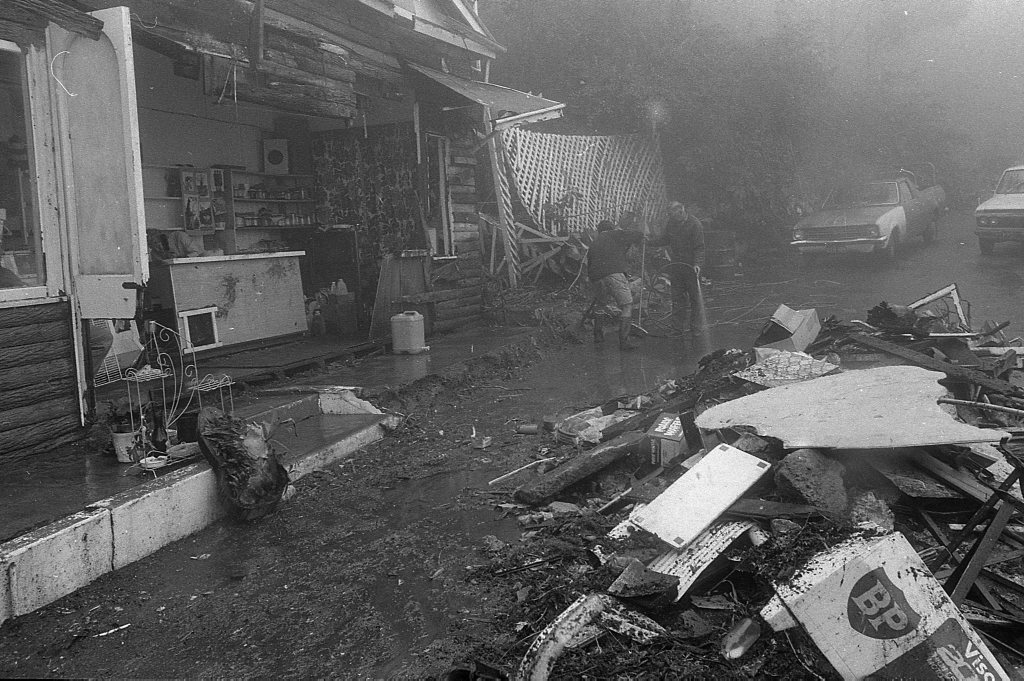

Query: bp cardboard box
[760,533,1010,680]
[754,304,820,352]
[646,413,686,466]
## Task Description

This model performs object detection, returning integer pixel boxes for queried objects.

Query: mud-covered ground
[5,216,1024,678]
[0,327,845,679]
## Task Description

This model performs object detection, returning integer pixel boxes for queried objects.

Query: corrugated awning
[407,63,563,129]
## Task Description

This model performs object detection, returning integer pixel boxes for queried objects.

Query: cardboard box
[754,304,820,352]
[761,533,1010,680]
[646,413,686,466]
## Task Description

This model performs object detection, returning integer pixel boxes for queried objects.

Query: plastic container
[391,310,426,354]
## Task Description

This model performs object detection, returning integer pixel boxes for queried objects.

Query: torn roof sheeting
[695,365,1008,449]
[406,63,564,128]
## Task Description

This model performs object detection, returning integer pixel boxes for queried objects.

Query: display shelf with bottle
[217,169,320,254]
[141,165,224,235]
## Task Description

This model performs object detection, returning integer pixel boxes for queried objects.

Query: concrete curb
[0,392,383,626]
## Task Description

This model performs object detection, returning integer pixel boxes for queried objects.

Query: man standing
[653,202,706,335]
[587,218,644,350]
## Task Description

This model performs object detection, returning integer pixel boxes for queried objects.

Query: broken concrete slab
[848,491,895,533]
[775,448,848,514]
[629,444,771,548]
[760,533,1011,680]
[695,365,1008,449]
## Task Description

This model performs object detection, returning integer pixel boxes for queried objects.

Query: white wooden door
[47,7,147,319]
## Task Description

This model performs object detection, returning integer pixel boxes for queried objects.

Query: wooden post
[249,0,265,71]
[481,59,518,287]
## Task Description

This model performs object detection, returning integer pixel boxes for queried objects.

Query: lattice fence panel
[502,129,667,236]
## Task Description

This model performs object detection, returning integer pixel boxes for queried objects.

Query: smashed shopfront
[0,0,562,462]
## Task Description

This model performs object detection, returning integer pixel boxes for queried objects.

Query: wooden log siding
[3,1,103,39]
[0,302,82,459]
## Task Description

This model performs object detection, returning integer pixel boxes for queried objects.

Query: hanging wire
[49,51,77,97]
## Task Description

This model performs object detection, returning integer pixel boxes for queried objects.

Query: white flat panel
[696,366,1007,449]
[629,444,770,548]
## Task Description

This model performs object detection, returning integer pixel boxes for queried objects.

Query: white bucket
[391,310,426,354]
[111,430,138,464]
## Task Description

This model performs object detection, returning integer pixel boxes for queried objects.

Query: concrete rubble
[457,283,1024,680]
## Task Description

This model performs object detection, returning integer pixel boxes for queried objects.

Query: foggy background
[482,0,1024,240]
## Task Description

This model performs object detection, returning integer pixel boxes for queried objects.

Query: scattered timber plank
[910,450,1024,516]
[909,449,1004,504]
[948,501,1016,605]
[514,432,643,506]
[849,333,1023,396]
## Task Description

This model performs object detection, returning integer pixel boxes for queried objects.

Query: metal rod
[938,397,1024,418]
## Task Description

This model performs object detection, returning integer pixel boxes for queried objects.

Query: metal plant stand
[120,321,233,468]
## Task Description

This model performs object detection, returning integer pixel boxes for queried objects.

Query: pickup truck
[790,175,946,260]
[975,165,1024,253]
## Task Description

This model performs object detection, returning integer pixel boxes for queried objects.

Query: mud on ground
[0,327,833,679]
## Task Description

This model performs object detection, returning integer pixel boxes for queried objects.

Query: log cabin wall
[0,302,82,462]
[432,132,484,333]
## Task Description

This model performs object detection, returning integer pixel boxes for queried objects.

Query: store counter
[148,251,307,350]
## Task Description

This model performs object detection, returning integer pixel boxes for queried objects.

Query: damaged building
[0,0,564,462]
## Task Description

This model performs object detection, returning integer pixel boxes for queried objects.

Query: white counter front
[149,251,307,349]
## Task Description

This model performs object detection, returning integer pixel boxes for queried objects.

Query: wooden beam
[514,432,644,506]
[249,0,265,70]
[0,17,44,44]
[205,55,355,118]
[848,333,1024,396]
[7,0,103,40]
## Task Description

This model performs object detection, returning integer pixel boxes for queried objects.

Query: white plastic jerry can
[391,310,426,354]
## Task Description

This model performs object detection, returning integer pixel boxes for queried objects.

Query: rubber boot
[619,319,640,350]
[593,315,605,344]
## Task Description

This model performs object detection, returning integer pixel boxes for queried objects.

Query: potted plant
[104,396,147,463]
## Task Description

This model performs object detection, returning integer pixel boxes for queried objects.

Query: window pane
[0,47,44,289]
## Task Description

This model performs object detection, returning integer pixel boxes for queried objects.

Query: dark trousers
[670,265,702,330]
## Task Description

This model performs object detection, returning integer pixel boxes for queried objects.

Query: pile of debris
[453,284,1024,680]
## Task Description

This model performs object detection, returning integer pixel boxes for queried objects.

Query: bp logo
[846,567,921,639]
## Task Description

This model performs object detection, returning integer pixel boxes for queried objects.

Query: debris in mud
[448,283,1024,679]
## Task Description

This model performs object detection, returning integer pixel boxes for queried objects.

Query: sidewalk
[0,324,537,625]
